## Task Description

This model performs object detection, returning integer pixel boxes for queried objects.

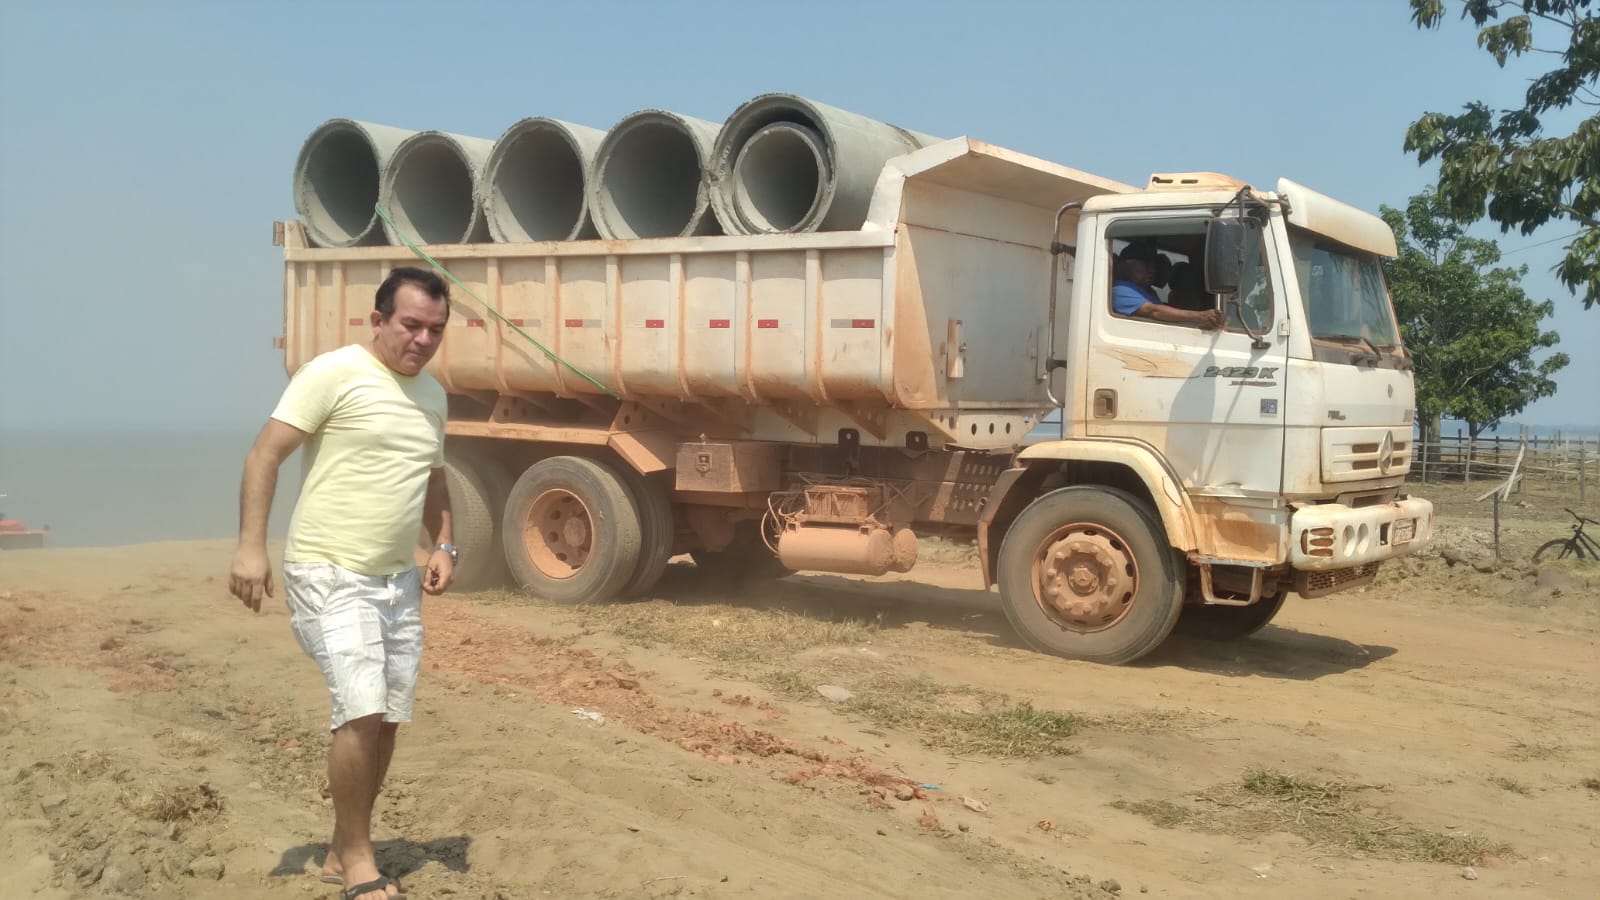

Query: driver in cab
[1112,241,1223,329]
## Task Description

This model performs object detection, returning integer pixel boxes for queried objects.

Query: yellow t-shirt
[272,343,447,576]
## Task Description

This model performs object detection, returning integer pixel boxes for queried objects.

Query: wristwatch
[435,543,458,563]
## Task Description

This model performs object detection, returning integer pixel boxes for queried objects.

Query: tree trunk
[1419,409,1442,483]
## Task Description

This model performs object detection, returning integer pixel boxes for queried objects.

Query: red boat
[0,496,49,549]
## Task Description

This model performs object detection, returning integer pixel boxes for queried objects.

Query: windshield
[1288,227,1404,364]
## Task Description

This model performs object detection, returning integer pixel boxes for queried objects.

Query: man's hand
[424,550,455,596]
[1194,308,1224,330]
[229,544,274,612]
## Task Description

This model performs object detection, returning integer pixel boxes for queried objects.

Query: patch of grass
[762,670,1083,758]
[1502,739,1564,762]
[917,537,979,566]
[157,728,221,759]
[63,750,112,782]
[760,669,816,699]
[1581,776,1600,793]
[1110,798,1195,829]
[955,703,1084,758]
[1488,774,1531,795]
[1117,767,1511,866]
[591,602,876,664]
[1239,767,1362,807]
[1097,709,1212,733]
[118,781,224,824]
[1031,772,1059,785]
[550,590,1177,760]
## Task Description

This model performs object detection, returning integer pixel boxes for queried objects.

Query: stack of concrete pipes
[290,93,941,248]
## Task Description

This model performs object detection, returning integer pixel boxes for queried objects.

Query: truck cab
[984,172,1432,660]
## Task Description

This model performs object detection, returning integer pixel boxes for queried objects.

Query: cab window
[1105,217,1272,335]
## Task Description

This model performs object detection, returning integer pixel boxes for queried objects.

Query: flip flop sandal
[321,873,403,889]
[340,875,405,900]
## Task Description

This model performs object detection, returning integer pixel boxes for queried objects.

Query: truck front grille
[1296,562,1380,598]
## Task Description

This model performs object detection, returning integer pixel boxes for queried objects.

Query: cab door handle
[1094,389,1117,419]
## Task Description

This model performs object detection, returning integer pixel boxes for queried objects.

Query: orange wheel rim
[524,489,593,580]
[1030,522,1139,632]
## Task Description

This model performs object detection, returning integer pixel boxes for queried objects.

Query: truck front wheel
[502,456,643,604]
[996,487,1184,665]
[1175,591,1288,641]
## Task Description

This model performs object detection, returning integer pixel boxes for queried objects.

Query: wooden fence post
[1525,428,1534,491]
[1493,493,1502,562]
[1581,442,1588,504]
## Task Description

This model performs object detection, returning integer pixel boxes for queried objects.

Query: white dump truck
[275,136,1432,665]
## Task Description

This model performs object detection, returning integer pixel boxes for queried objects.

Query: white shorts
[282,560,424,732]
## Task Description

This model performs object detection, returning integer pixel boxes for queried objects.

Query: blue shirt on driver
[1112,280,1161,316]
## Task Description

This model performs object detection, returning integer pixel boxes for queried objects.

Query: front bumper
[1288,496,1433,571]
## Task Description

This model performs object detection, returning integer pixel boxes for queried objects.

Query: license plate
[1392,518,1415,545]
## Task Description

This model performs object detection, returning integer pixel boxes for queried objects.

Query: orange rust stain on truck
[1101,349,1195,380]
[1191,499,1283,563]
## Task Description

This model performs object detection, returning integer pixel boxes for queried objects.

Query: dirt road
[2,484,1596,898]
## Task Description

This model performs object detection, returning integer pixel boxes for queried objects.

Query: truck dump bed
[281,138,1130,451]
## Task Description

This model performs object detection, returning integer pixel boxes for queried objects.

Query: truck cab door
[1083,211,1290,504]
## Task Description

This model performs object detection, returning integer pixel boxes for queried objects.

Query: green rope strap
[372,203,620,399]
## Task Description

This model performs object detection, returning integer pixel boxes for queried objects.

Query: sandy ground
[1,482,1596,899]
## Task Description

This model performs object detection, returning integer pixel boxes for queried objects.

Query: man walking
[229,266,457,900]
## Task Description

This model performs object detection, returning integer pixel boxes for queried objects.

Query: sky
[0,0,1594,434]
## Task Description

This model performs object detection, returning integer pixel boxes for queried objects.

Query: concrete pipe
[482,117,608,242]
[587,110,722,240]
[710,93,940,235]
[732,122,828,233]
[378,131,496,245]
[292,118,418,248]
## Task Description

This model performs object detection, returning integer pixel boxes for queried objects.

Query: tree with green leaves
[1381,190,1569,454]
[1404,0,1598,309]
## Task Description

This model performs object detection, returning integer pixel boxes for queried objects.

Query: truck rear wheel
[996,487,1183,665]
[617,468,675,598]
[437,447,513,592]
[1175,591,1288,641]
[502,456,643,604]
[690,520,790,583]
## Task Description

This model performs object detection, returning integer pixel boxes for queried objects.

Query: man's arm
[422,465,453,548]
[1134,302,1224,329]
[229,419,309,612]
[422,465,455,595]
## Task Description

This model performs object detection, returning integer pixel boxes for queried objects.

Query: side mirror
[1204,217,1260,295]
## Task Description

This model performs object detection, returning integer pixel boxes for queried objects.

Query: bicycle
[1532,508,1600,563]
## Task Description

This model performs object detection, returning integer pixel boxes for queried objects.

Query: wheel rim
[524,489,593,580]
[1031,523,1139,632]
